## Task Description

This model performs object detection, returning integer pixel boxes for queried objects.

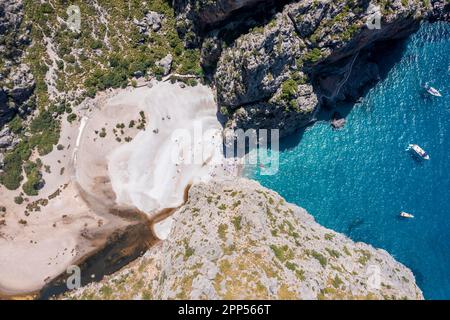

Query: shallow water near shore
[248,22,450,299]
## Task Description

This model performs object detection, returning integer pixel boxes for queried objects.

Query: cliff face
[172,0,276,47]
[0,0,34,166]
[64,178,423,300]
[0,0,34,127]
[173,0,269,26]
[197,0,448,138]
[2,0,443,300]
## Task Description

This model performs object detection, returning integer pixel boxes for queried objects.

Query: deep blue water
[248,22,450,299]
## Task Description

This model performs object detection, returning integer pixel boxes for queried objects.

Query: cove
[248,22,450,299]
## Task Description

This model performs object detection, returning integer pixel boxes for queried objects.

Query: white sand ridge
[107,82,224,214]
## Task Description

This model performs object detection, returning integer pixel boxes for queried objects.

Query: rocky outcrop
[133,11,164,35]
[0,0,34,128]
[173,0,280,47]
[0,0,23,36]
[174,0,269,27]
[0,127,14,148]
[331,111,346,129]
[156,53,173,76]
[223,82,318,138]
[212,0,447,138]
[429,0,450,21]
[64,178,423,300]
[3,64,35,106]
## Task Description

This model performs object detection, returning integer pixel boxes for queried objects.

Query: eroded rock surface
[213,0,448,138]
[176,0,268,26]
[64,178,423,300]
[0,0,34,127]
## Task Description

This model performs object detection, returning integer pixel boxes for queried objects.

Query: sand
[107,83,224,214]
[0,81,235,296]
[0,106,116,296]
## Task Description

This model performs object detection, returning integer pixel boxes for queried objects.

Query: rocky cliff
[1,0,444,300]
[173,0,270,27]
[0,0,34,128]
[0,0,35,168]
[172,0,277,47]
[64,178,423,300]
[187,0,449,139]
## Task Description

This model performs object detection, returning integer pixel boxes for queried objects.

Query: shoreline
[0,80,241,298]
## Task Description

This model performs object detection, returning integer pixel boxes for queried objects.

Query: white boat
[400,211,414,219]
[426,86,442,97]
[407,144,430,160]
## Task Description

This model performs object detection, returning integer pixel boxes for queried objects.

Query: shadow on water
[346,218,365,237]
[408,152,427,166]
[279,126,308,152]
[410,267,425,289]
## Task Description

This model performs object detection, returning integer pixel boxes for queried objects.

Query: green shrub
[325,247,341,259]
[67,113,77,123]
[270,244,294,263]
[324,233,335,241]
[14,196,24,205]
[218,223,228,241]
[0,142,29,190]
[0,106,60,191]
[184,240,194,260]
[280,79,298,102]
[331,275,343,288]
[232,216,242,231]
[8,115,23,134]
[22,160,43,196]
[304,48,323,63]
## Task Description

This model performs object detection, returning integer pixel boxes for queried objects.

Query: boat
[407,144,430,160]
[400,211,414,219]
[425,85,442,97]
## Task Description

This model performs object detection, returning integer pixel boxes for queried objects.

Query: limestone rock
[0,0,23,36]
[6,64,35,105]
[173,0,275,47]
[0,0,34,125]
[133,11,164,35]
[428,0,450,21]
[0,127,12,148]
[213,0,442,138]
[64,178,423,300]
[200,32,223,70]
[0,88,8,118]
[174,0,269,26]
[331,112,346,129]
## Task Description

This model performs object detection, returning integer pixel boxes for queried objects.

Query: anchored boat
[425,85,443,97]
[400,211,414,219]
[407,144,430,160]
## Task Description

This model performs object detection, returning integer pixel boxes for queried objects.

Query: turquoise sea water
[248,22,450,299]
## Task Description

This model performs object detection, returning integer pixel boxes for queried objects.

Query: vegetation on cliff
[62,178,423,300]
